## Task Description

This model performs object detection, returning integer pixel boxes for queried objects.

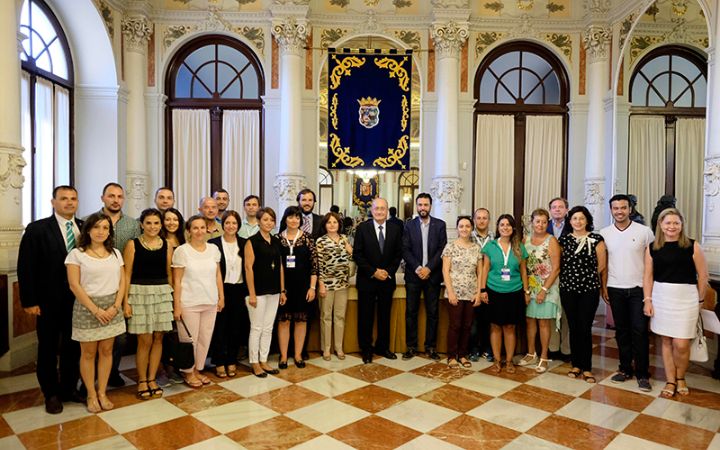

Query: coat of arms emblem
[357,97,381,129]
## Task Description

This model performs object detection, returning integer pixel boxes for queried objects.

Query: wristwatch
[479,288,486,293]
[281,289,287,294]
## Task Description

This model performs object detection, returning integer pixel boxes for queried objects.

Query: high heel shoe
[86,397,102,413]
[98,394,114,411]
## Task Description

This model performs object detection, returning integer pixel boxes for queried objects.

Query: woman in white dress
[643,208,708,398]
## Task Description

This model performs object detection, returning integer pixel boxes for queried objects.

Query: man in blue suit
[401,193,447,360]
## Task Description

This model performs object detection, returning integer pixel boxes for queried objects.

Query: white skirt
[650,281,699,339]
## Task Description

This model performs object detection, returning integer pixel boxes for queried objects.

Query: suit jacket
[388,216,405,236]
[208,235,247,282]
[17,215,84,310]
[402,216,447,284]
[353,220,403,292]
[547,218,572,237]
[309,213,323,239]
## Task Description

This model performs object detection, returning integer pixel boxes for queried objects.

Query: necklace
[87,247,108,258]
[139,235,162,250]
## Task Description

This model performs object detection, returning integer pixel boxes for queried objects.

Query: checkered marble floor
[1,325,720,450]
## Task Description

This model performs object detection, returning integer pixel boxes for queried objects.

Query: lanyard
[285,230,299,256]
[500,242,511,268]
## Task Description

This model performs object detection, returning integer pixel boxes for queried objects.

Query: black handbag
[165,320,195,370]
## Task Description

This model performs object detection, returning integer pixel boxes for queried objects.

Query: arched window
[318,166,333,214]
[165,35,264,215]
[628,46,706,238]
[473,42,569,222]
[398,168,419,220]
[19,0,73,224]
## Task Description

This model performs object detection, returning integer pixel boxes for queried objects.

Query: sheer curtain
[222,110,260,211]
[675,118,705,240]
[475,114,514,219]
[54,85,70,187]
[34,77,54,219]
[173,109,211,217]
[524,115,563,218]
[21,72,31,225]
[628,116,666,218]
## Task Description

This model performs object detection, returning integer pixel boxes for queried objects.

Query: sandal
[535,358,550,373]
[215,366,227,378]
[660,382,677,398]
[323,353,331,361]
[226,365,237,377]
[98,394,114,410]
[183,375,203,388]
[198,374,211,385]
[676,378,689,396]
[518,353,537,367]
[567,368,582,379]
[583,371,596,384]
[336,351,346,360]
[148,380,163,398]
[448,358,460,368]
[459,358,472,368]
[491,361,502,373]
[505,361,516,374]
[136,380,152,400]
[86,396,101,413]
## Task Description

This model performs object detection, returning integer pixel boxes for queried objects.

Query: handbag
[165,320,195,370]
[689,312,709,363]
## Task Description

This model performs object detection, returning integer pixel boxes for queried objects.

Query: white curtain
[628,116,666,219]
[222,110,260,212]
[21,72,31,225]
[675,118,705,240]
[54,85,70,187]
[34,77,54,220]
[173,109,211,218]
[524,115,563,219]
[475,114,514,220]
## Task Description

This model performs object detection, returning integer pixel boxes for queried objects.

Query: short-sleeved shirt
[316,234,352,291]
[442,240,482,300]
[482,240,528,293]
[558,233,604,293]
[65,248,124,296]
[171,243,221,307]
[238,220,260,239]
[94,210,140,253]
[599,222,654,288]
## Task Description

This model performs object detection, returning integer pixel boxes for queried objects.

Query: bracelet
[281,289,287,294]
[309,286,316,290]
[643,297,652,302]
[541,286,548,292]
[524,290,530,295]
[479,288,486,293]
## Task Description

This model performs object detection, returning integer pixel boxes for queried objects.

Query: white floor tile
[397,434,464,449]
[297,372,368,397]
[305,354,363,371]
[286,398,369,433]
[98,398,186,434]
[219,374,290,397]
[643,397,720,432]
[449,372,520,397]
[0,373,39,396]
[374,372,444,397]
[605,434,677,450]
[501,434,572,450]
[192,399,277,433]
[376,398,460,433]
[374,355,432,371]
[71,435,137,450]
[0,435,26,450]
[3,402,91,434]
[290,434,357,449]
[555,398,638,432]
[685,372,720,395]
[467,398,551,432]
[526,372,593,397]
[597,376,664,397]
[708,433,720,450]
[181,435,249,450]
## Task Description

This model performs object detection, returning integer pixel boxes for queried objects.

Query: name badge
[286,255,296,268]
[500,266,511,282]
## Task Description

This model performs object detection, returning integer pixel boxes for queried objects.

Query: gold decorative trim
[373,135,408,170]
[400,95,409,132]
[545,33,572,61]
[374,56,410,92]
[329,133,364,168]
[330,93,339,129]
[329,55,366,90]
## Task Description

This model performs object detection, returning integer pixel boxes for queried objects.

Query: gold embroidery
[373,135,408,169]
[329,133,364,168]
[374,56,410,92]
[400,95,409,132]
[329,55,366,90]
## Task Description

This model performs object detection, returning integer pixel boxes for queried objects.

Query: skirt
[650,281,699,339]
[526,298,559,320]
[72,293,126,342]
[127,284,174,334]
[487,288,525,325]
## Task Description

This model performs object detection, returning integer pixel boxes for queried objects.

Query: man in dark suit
[353,197,403,363]
[387,207,404,237]
[297,188,323,239]
[547,197,572,238]
[17,185,84,414]
[401,193,447,360]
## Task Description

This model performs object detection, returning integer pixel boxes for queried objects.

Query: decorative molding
[584,179,604,206]
[94,0,115,38]
[508,14,536,39]
[272,16,308,56]
[320,28,347,48]
[395,30,421,50]
[431,20,469,58]
[238,26,265,53]
[121,15,152,53]
[582,24,611,61]
[475,31,505,57]
[431,0,469,8]
[618,13,635,50]
[273,174,305,201]
[199,6,232,32]
[585,0,611,15]
[163,25,193,49]
[705,156,720,200]
[430,177,463,205]
[125,172,150,217]
[545,33,572,60]
[17,31,27,56]
[0,143,26,199]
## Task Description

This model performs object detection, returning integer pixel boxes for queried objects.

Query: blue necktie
[378,225,384,254]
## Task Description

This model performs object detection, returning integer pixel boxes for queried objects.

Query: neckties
[378,225,385,254]
[302,215,312,234]
[65,221,76,251]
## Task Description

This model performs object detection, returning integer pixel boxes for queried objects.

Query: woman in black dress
[277,206,318,369]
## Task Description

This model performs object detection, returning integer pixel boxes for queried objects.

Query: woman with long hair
[172,215,224,388]
[519,209,561,373]
[558,206,606,384]
[123,208,174,399]
[479,214,529,373]
[161,208,185,249]
[644,208,708,398]
[66,213,126,412]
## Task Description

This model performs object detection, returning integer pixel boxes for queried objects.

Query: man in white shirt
[600,194,655,392]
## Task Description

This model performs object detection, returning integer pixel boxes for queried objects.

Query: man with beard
[213,189,230,225]
[401,193,446,360]
[468,207,493,361]
[154,187,175,213]
[297,189,322,239]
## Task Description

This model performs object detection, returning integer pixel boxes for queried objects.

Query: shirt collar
[55,212,75,225]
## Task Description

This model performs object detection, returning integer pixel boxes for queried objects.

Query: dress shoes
[263,367,280,375]
[294,359,306,369]
[278,361,288,370]
[362,352,373,364]
[45,396,63,414]
[377,350,397,360]
[402,349,416,360]
[426,349,441,361]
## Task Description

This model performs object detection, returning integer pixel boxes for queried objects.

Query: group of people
[17,182,709,415]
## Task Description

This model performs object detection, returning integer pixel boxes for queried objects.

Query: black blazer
[547,218,572,237]
[208,235,247,283]
[353,220,403,292]
[17,215,84,310]
[402,216,448,284]
[310,213,323,239]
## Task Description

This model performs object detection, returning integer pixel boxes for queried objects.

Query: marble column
[121,15,152,217]
[271,16,308,214]
[703,38,720,276]
[582,24,611,225]
[429,20,468,226]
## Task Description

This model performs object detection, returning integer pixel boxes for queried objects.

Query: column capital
[582,25,611,62]
[271,16,308,57]
[121,15,152,54]
[273,173,306,202]
[430,176,463,205]
[125,171,150,218]
[584,177,605,209]
[431,20,469,59]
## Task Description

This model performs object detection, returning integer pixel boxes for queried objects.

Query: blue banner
[328,49,412,171]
